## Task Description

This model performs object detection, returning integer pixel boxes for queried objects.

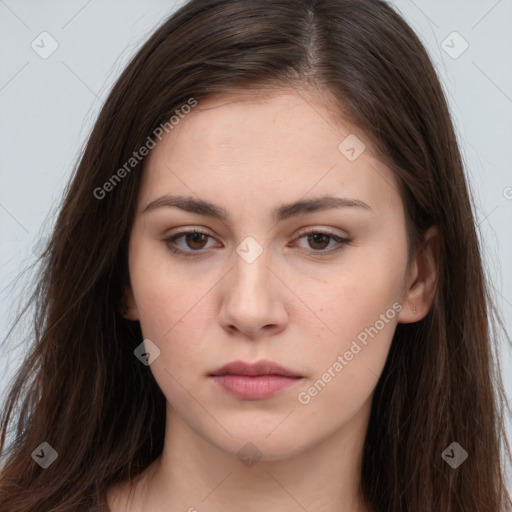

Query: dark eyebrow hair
[142,194,372,224]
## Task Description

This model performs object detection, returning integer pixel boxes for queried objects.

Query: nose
[218,243,288,340]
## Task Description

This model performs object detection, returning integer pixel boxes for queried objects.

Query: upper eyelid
[164,225,349,241]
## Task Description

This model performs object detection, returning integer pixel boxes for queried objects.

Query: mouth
[208,360,303,400]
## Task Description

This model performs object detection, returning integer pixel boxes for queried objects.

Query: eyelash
[163,228,351,258]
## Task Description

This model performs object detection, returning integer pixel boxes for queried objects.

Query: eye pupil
[186,232,208,249]
[308,233,330,250]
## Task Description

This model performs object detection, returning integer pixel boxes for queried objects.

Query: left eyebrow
[142,194,373,226]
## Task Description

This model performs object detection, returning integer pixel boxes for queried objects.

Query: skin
[107,87,439,512]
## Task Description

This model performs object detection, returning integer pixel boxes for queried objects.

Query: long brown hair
[1,0,510,510]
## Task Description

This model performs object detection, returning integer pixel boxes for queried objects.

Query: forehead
[138,88,401,217]
[161,87,365,156]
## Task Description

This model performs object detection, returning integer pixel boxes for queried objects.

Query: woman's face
[125,87,416,459]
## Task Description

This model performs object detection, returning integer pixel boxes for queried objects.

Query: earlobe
[119,287,139,321]
[397,226,440,324]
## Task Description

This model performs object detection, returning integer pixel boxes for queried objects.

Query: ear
[119,286,139,321]
[397,226,440,323]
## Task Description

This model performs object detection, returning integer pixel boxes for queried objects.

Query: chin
[204,419,311,462]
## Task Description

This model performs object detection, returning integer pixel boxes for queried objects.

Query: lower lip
[211,374,301,400]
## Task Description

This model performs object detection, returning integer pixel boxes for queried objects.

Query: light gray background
[0,0,511,491]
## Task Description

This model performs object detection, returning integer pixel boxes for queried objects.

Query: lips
[209,360,303,400]
[209,360,301,378]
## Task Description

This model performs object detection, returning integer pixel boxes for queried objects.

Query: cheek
[128,240,216,379]
[300,248,406,405]
[131,270,213,419]
[295,295,399,427]
[134,281,212,369]
[320,249,405,341]
[129,233,207,331]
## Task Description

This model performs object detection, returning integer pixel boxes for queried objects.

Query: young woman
[1,0,510,510]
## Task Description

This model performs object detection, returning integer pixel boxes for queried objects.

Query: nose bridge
[231,234,272,302]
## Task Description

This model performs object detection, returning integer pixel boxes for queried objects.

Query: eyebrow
[142,194,372,224]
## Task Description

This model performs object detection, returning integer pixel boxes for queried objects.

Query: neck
[125,398,373,512]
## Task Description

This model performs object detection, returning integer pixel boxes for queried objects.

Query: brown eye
[306,233,331,250]
[164,228,350,259]
[184,232,209,250]
[164,229,217,257]
[295,230,351,255]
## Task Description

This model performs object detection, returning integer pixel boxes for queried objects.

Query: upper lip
[209,360,302,378]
